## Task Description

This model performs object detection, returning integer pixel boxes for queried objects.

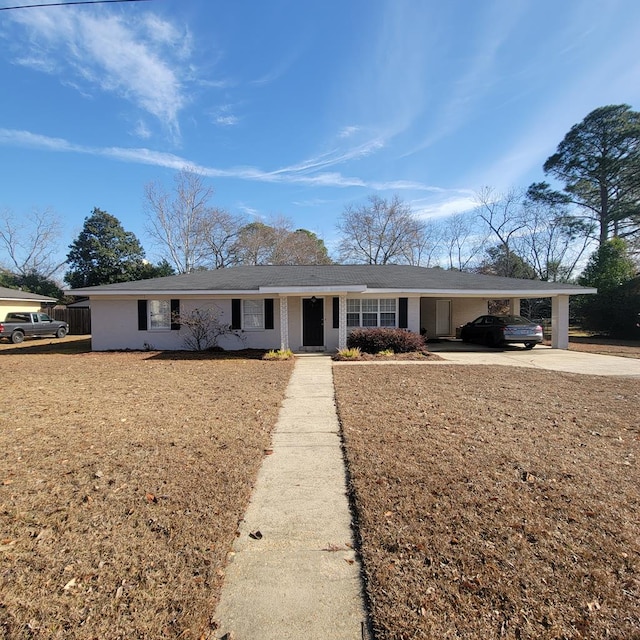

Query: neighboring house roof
[66,297,90,308]
[0,286,57,303]
[66,265,597,297]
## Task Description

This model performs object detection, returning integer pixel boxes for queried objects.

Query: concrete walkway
[214,355,369,639]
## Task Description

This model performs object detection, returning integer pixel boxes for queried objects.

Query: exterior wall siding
[90,294,552,352]
[0,301,45,318]
[90,297,283,351]
[421,297,488,338]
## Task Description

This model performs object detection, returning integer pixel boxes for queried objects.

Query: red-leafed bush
[346,328,426,354]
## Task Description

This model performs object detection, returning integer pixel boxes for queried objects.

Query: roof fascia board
[354,288,598,296]
[69,289,259,297]
[0,296,55,302]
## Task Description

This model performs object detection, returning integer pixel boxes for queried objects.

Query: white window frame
[346,298,397,328]
[149,299,171,331]
[242,299,265,330]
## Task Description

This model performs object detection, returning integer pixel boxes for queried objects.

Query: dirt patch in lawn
[0,348,293,639]
[334,364,639,640]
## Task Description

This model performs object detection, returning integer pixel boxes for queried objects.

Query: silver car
[460,315,544,349]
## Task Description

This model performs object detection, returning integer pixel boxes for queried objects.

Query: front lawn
[0,349,293,639]
[334,364,639,639]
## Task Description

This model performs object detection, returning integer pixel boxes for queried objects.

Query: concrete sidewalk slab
[213,355,369,639]
[428,344,640,376]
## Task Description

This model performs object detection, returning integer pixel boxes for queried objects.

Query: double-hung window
[346,298,397,328]
[242,299,264,329]
[149,299,171,330]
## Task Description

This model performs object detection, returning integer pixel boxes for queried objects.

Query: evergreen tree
[578,237,636,291]
[576,238,638,337]
[65,208,149,288]
[528,104,640,246]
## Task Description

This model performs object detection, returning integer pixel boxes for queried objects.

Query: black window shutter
[170,299,180,330]
[399,297,408,328]
[231,299,241,330]
[333,297,339,329]
[137,300,148,331]
[264,299,274,330]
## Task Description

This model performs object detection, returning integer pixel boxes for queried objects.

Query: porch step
[296,346,327,353]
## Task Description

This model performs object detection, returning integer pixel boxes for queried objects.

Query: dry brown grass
[564,337,640,359]
[0,341,293,639]
[334,364,640,640]
[2,336,639,639]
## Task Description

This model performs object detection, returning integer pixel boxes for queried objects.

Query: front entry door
[302,297,324,346]
[436,299,452,336]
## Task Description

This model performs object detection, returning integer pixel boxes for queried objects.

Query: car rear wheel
[56,327,68,338]
[524,342,536,350]
[11,331,25,344]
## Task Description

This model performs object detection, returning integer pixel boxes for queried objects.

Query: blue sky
[1,0,640,266]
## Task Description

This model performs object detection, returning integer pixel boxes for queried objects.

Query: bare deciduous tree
[0,207,65,279]
[202,208,246,269]
[439,211,488,271]
[336,195,425,265]
[474,187,529,278]
[145,169,231,273]
[233,217,332,265]
[520,199,594,282]
[401,219,443,267]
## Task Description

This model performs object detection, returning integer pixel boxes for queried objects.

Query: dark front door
[302,297,324,346]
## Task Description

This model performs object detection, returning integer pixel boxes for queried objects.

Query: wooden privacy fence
[51,307,91,335]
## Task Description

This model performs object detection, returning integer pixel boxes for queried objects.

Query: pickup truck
[0,312,69,344]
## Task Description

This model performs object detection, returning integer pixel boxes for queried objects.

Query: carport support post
[551,295,569,349]
[509,299,520,316]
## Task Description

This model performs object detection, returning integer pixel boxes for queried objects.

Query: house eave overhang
[406,287,598,297]
[68,288,259,297]
[70,285,597,298]
[0,295,56,302]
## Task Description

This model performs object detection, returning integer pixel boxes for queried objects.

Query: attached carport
[419,284,595,350]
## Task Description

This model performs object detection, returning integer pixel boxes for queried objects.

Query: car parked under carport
[460,315,544,349]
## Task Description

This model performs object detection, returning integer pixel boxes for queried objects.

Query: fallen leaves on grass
[334,364,640,640]
[0,350,293,639]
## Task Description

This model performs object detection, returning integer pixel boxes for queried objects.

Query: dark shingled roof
[67,265,594,296]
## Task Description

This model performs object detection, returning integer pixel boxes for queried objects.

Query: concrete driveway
[427,341,640,377]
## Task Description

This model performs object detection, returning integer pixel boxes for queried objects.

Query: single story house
[0,286,57,318]
[68,265,596,352]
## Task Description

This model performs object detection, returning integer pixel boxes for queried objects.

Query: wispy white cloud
[412,194,477,220]
[406,3,527,155]
[0,127,439,192]
[6,7,192,139]
[132,120,152,140]
[210,104,240,127]
[334,3,436,146]
[470,3,640,191]
[338,126,361,139]
[273,137,385,177]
